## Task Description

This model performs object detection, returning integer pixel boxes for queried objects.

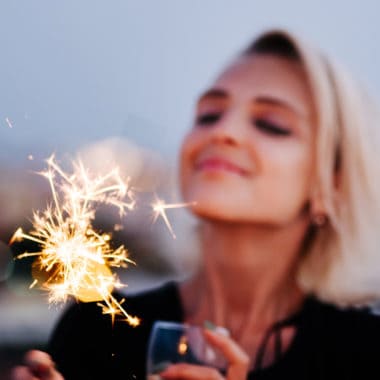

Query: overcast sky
[1,0,380,167]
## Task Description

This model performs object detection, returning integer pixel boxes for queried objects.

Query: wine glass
[146,320,227,379]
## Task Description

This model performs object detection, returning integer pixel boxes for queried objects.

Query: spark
[151,197,194,239]
[178,335,188,355]
[114,224,124,231]
[5,117,13,128]
[10,155,139,326]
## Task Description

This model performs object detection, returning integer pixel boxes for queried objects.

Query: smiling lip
[195,157,248,175]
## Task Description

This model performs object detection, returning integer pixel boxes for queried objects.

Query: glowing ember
[178,335,188,355]
[5,117,13,128]
[10,155,139,326]
[114,223,124,231]
[151,197,194,239]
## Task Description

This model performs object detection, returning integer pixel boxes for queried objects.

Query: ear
[310,186,325,213]
[310,186,328,226]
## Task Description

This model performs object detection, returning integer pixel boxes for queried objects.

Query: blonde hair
[247,30,380,307]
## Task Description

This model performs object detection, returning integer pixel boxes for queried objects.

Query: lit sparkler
[10,155,139,326]
[151,197,195,239]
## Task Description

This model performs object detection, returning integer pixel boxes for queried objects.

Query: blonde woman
[12,29,380,380]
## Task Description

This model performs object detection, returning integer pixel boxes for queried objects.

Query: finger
[203,329,249,380]
[24,350,53,364]
[160,363,224,380]
[24,351,64,380]
[203,329,249,366]
[11,366,38,380]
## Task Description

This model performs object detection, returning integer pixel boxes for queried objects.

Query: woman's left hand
[158,328,250,380]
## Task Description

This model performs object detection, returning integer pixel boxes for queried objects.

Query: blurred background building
[1,0,380,378]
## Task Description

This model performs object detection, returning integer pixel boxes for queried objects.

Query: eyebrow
[254,96,305,117]
[198,88,228,102]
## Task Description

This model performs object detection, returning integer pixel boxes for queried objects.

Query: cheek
[260,143,315,207]
[179,131,200,198]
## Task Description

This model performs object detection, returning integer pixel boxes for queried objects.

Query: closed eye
[196,113,222,126]
[254,118,291,136]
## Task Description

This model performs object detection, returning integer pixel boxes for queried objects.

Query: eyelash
[196,113,222,126]
[254,118,291,136]
[195,113,292,137]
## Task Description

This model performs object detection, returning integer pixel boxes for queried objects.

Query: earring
[312,213,327,227]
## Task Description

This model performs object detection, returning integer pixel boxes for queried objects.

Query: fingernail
[147,375,163,380]
[204,320,216,331]
[215,326,230,337]
[152,361,171,373]
[204,321,230,336]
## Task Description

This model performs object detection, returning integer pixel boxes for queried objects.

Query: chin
[183,188,306,226]
[183,188,250,221]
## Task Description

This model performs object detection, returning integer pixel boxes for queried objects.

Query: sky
[1,0,380,167]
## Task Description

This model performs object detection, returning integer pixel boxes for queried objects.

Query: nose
[209,108,247,146]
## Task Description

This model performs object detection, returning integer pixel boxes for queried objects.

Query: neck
[181,216,309,339]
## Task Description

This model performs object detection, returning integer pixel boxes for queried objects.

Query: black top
[48,281,380,380]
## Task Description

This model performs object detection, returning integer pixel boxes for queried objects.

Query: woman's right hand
[11,350,64,380]
[159,328,250,380]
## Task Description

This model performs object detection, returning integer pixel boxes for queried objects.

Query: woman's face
[180,54,316,226]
